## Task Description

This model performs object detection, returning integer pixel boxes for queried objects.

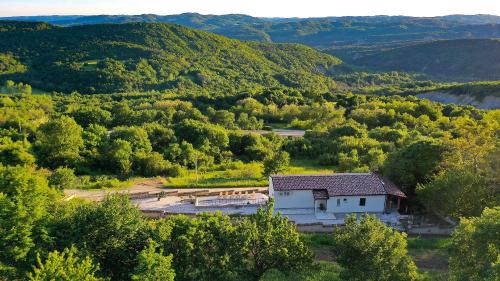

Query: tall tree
[160,213,246,281]
[67,195,149,280]
[332,215,419,281]
[263,150,290,177]
[242,202,313,280]
[383,139,447,197]
[416,167,497,218]
[35,116,84,168]
[449,207,500,281]
[0,166,59,278]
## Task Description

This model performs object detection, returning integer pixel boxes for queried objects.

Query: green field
[165,159,335,188]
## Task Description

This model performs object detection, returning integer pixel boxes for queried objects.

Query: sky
[1,0,499,18]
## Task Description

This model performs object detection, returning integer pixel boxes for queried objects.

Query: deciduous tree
[332,215,419,281]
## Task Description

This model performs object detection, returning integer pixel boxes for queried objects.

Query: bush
[48,167,77,189]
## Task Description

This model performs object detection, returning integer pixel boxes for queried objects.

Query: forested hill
[3,14,500,48]
[0,21,341,94]
[352,39,500,81]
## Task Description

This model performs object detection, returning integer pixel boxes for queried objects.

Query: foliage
[449,207,500,281]
[383,140,447,197]
[159,213,247,281]
[27,247,103,281]
[263,150,290,176]
[0,166,59,278]
[332,215,419,281]
[131,241,175,281]
[66,194,149,280]
[48,167,77,190]
[416,167,498,218]
[242,202,314,280]
[0,22,340,94]
[35,116,84,169]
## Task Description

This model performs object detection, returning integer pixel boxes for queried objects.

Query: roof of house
[312,189,329,200]
[270,173,406,198]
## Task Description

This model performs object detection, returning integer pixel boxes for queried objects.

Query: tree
[35,116,84,168]
[242,202,313,280]
[263,150,290,177]
[0,166,59,278]
[449,207,500,281]
[331,215,419,281]
[105,139,133,178]
[160,213,246,281]
[71,107,112,128]
[131,241,175,281]
[67,194,149,280]
[0,137,35,166]
[416,167,497,218]
[28,247,103,281]
[110,126,152,152]
[383,139,447,197]
[48,167,77,190]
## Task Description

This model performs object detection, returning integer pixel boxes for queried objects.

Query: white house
[269,173,406,225]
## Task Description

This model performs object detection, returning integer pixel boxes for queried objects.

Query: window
[359,198,366,206]
[337,199,340,206]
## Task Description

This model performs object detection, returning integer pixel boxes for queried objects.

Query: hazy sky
[1,0,499,17]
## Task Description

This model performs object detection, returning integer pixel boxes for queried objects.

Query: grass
[294,233,451,281]
[261,262,342,281]
[407,236,451,276]
[165,159,335,188]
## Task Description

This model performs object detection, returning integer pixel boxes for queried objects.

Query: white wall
[326,195,386,213]
[274,190,315,209]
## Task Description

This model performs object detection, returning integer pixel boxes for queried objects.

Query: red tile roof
[271,173,406,198]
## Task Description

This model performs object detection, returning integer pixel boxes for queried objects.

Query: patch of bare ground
[409,249,449,271]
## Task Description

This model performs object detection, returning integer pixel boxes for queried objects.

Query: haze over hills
[353,39,500,81]
[0,21,341,94]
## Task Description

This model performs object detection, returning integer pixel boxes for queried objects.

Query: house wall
[326,195,386,213]
[273,190,315,209]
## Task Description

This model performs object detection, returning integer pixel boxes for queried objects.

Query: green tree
[263,150,290,177]
[383,139,447,197]
[48,167,77,190]
[416,167,497,218]
[160,213,246,281]
[68,194,149,280]
[110,126,152,152]
[332,215,419,281]
[28,247,103,281]
[35,116,84,168]
[0,137,35,166]
[131,241,175,281]
[71,107,112,128]
[449,207,500,281]
[105,139,133,178]
[0,166,59,278]
[242,202,313,280]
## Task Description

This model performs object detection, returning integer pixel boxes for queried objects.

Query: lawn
[268,234,452,281]
[165,159,335,188]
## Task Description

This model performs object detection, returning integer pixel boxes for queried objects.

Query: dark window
[337,199,340,206]
[359,198,366,206]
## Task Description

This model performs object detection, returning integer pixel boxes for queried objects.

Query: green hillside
[3,14,500,48]
[352,39,500,81]
[0,21,341,94]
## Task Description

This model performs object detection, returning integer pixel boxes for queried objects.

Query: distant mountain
[352,39,500,81]
[2,13,500,48]
[0,21,341,94]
